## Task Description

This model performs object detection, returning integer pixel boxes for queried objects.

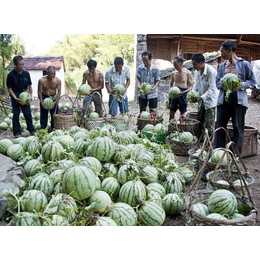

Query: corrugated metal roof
[23,56,66,72]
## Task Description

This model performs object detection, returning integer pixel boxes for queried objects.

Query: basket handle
[84,91,107,118]
[54,94,75,113]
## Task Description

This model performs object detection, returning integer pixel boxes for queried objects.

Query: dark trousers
[215,92,247,154]
[40,95,58,129]
[11,96,35,136]
[139,97,158,113]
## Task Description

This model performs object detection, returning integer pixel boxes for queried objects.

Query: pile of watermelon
[0,123,197,226]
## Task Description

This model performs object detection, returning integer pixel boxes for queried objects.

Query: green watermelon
[169,86,180,99]
[24,159,44,177]
[94,216,117,226]
[100,163,118,181]
[43,97,53,110]
[87,190,112,214]
[163,193,184,215]
[101,177,121,201]
[0,139,13,154]
[78,84,91,95]
[207,213,227,220]
[89,112,100,118]
[41,141,64,163]
[29,173,54,197]
[146,183,166,198]
[19,91,31,105]
[140,166,158,185]
[78,157,102,175]
[9,212,41,226]
[6,144,24,161]
[192,203,210,216]
[0,122,8,130]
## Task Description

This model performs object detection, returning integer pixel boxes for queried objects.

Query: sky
[17,33,66,56]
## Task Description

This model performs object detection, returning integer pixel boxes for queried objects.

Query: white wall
[28,68,65,99]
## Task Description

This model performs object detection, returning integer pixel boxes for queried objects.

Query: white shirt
[193,63,219,110]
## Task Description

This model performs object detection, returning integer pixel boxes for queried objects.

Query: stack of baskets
[84,91,106,131]
[186,144,257,226]
[53,95,77,131]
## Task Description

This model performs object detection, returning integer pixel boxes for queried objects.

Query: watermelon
[49,169,65,186]
[107,202,137,226]
[233,179,249,187]
[119,179,147,207]
[137,201,166,226]
[43,193,77,223]
[19,91,31,105]
[140,166,158,185]
[142,124,155,132]
[181,168,194,183]
[163,193,184,215]
[56,135,74,151]
[113,145,131,163]
[43,215,69,226]
[89,112,100,118]
[86,136,115,162]
[216,180,230,186]
[87,190,112,214]
[62,165,96,200]
[187,90,199,103]
[206,213,227,220]
[73,138,88,156]
[208,189,237,216]
[94,216,118,226]
[73,131,89,141]
[0,122,8,130]
[22,136,38,151]
[191,203,210,216]
[3,118,12,126]
[6,144,24,161]
[114,84,126,95]
[115,131,134,145]
[43,97,53,110]
[78,157,102,175]
[24,159,44,177]
[139,83,152,96]
[180,132,194,143]
[99,124,117,138]
[137,153,153,165]
[27,142,42,157]
[117,163,139,185]
[154,123,166,134]
[29,173,54,197]
[231,213,245,220]
[41,141,65,163]
[147,183,166,198]
[169,86,180,99]
[160,174,183,194]
[140,111,150,119]
[34,112,40,121]
[222,73,242,102]
[78,83,91,95]
[0,139,13,154]
[146,190,163,208]
[100,163,118,181]
[101,177,121,201]
[9,212,41,226]
[20,190,48,213]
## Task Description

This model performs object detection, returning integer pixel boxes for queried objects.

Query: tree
[0,34,13,89]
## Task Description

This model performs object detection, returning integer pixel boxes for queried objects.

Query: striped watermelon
[160,174,183,194]
[142,124,155,132]
[181,168,194,183]
[19,91,31,105]
[117,163,139,185]
[78,83,91,95]
[115,131,134,145]
[9,212,41,226]
[73,131,89,142]
[43,215,69,226]
[13,136,26,145]
[95,175,101,190]
[140,166,158,184]
[163,193,184,215]
[146,183,166,198]
[101,177,121,201]
[62,165,96,200]
[137,153,153,165]
[44,193,77,223]
[78,157,102,175]
[50,129,65,137]
[49,169,65,186]
[233,179,248,187]
[27,142,42,157]
[231,213,245,220]
[94,216,118,226]
[68,126,81,136]
[87,190,112,214]
[41,141,65,163]
[113,145,131,163]
[58,159,75,169]
[100,163,118,181]
[147,190,163,208]
[0,122,8,130]
[29,173,54,197]
[24,159,44,177]
[53,183,63,196]
[169,86,180,99]
[20,190,48,213]
[191,203,210,216]
[137,201,166,226]
[130,144,145,160]
[140,111,150,119]
[207,213,227,220]
[107,202,137,226]
[0,139,13,154]
[180,131,194,143]
[89,112,100,118]
[43,97,53,110]
[209,150,229,164]
[86,136,115,162]
[208,189,237,216]
[6,144,24,161]
[73,138,89,156]
[22,136,38,151]
[119,179,147,207]
[100,124,117,138]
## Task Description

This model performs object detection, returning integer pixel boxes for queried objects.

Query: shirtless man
[82,59,104,116]
[38,66,61,130]
[169,56,193,120]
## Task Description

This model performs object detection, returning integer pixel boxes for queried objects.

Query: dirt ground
[1,91,260,226]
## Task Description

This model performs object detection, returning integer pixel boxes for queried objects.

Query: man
[136,51,160,114]
[6,55,35,137]
[169,56,193,120]
[215,40,256,154]
[38,66,61,130]
[192,53,219,137]
[105,57,130,116]
[82,59,104,116]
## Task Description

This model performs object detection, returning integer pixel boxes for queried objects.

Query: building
[23,56,66,98]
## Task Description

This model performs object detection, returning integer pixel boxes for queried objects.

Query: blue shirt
[136,63,160,99]
[216,58,256,107]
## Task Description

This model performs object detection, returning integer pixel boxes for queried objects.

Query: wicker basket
[186,189,257,226]
[166,135,198,156]
[188,147,200,170]
[106,118,129,132]
[84,117,106,131]
[53,95,77,130]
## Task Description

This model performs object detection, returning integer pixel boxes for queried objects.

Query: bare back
[82,69,104,89]
[38,76,61,96]
[170,68,193,88]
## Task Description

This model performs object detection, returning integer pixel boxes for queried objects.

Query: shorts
[169,96,187,113]
[109,94,129,115]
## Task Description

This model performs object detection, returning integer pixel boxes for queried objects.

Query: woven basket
[84,117,106,131]
[166,135,198,156]
[106,118,129,132]
[53,95,77,130]
[188,147,200,170]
